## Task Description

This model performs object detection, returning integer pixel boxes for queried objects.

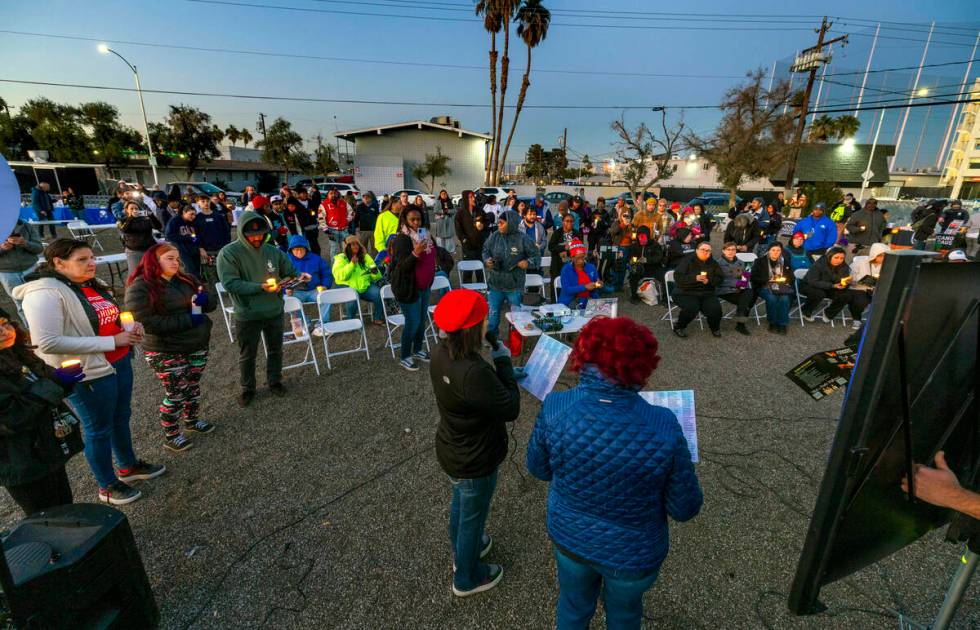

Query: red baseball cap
[433,289,489,333]
[252,195,269,211]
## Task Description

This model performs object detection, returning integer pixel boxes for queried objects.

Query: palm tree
[240,129,253,148]
[225,124,240,146]
[833,115,861,141]
[475,0,505,185]
[497,0,550,184]
[489,0,519,185]
[807,115,836,142]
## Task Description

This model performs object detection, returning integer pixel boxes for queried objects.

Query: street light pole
[99,44,158,187]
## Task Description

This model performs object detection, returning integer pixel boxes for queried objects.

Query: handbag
[51,404,84,458]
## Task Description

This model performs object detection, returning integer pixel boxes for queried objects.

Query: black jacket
[125,276,216,354]
[455,202,487,255]
[845,208,887,247]
[431,343,520,478]
[750,252,792,291]
[0,347,80,486]
[673,254,723,296]
[118,214,162,252]
[724,216,761,251]
[548,228,580,278]
[666,239,694,269]
[626,228,664,268]
[353,202,380,231]
[803,256,850,290]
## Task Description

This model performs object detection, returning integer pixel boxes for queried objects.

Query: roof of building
[335,120,492,141]
[770,143,896,186]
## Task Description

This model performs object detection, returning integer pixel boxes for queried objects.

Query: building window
[969,160,980,170]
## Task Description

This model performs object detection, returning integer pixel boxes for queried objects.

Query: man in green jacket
[216,210,308,407]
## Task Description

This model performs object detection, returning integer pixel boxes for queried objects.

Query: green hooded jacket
[216,210,297,321]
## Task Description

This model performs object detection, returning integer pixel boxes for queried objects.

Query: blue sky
[0,0,977,170]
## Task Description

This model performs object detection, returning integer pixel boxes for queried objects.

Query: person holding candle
[800,246,870,325]
[118,200,163,274]
[216,211,306,407]
[558,239,600,308]
[671,241,723,338]
[548,213,581,281]
[126,243,217,452]
[751,241,794,334]
[715,242,755,335]
[0,306,86,515]
[165,203,207,280]
[332,235,384,324]
[454,192,487,284]
[626,226,664,305]
[285,234,333,307]
[844,198,886,255]
[482,210,541,338]
[12,239,165,506]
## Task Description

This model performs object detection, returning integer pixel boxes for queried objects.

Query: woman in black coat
[800,246,870,325]
[125,243,217,452]
[724,212,761,253]
[671,241,723,338]
[548,213,581,279]
[666,227,695,269]
[454,191,488,283]
[118,200,163,272]
[0,307,84,515]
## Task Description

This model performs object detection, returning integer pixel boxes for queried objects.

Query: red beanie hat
[670,201,681,211]
[569,238,587,257]
[433,289,489,333]
[252,194,269,211]
[792,231,805,240]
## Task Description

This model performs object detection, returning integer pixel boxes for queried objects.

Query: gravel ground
[0,230,976,630]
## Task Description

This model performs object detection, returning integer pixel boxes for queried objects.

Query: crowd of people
[1,179,977,625]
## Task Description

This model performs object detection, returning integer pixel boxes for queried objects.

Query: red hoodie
[318,197,349,231]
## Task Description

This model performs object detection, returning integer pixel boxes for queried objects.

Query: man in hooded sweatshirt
[482,210,541,337]
[216,211,307,407]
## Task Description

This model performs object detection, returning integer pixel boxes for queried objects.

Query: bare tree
[687,69,796,207]
[611,108,686,206]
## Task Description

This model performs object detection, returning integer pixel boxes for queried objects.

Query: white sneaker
[851,319,863,330]
[819,314,831,324]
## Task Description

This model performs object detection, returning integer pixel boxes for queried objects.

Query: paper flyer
[519,335,572,401]
[640,390,699,462]
[786,346,856,400]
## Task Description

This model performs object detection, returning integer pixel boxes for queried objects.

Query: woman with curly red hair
[126,243,217,452]
[526,317,703,629]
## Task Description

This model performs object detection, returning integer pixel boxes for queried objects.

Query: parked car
[315,182,362,202]
[543,191,572,206]
[686,192,741,215]
[167,181,241,201]
[389,189,436,208]
[604,191,657,208]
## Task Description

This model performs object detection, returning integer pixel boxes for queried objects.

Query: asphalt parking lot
[0,230,976,629]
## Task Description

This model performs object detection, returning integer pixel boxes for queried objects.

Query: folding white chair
[779,220,797,238]
[457,260,487,292]
[789,268,846,327]
[552,276,562,303]
[540,256,552,290]
[316,288,371,369]
[735,252,757,265]
[660,270,703,329]
[262,296,320,376]
[214,282,236,342]
[426,274,452,343]
[379,284,431,359]
[67,221,104,251]
[525,273,544,296]
[851,255,869,269]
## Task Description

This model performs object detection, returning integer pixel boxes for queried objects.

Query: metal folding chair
[214,282,236,342]
[316,288,371,369]
[457,260,487,292]
[67,221,104,251]
[262,296,320,376]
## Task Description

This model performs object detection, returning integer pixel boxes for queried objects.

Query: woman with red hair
[526,317,703,628]
[126,243,217,452]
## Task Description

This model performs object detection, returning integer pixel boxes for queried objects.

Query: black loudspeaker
[0,503,159,629]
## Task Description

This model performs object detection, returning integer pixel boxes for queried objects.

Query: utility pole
[257,112,267,145]
[783,17,848,197]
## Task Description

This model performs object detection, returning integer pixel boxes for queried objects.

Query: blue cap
[753,196,765,203]
[814,202,826,210]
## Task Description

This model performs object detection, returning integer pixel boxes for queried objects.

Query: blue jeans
[487,289,522,335]
[0,265,35,326]
[554,547,660,630]
[344,283,383,322]
[760,288,792,327]
[291,289,330,322]
[449,469,498,591]
[397,288,430,360]
[67,353,137,489]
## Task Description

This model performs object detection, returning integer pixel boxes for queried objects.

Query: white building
[939,78,980,200]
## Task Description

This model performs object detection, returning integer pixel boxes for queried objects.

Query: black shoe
[238,389,256,407]
[778,325,788,335]
[768,323,776,332]
[117,460,167,482]
[711,329,722,338]
[183,419,215,434]
[452,564,504,597]
[735,323,750,336]
[270,382,287,397]
[164,434,193,452]
[98,481,141,506]
[673,327,687,338]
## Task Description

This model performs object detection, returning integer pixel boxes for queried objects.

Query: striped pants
[144,350,209,439]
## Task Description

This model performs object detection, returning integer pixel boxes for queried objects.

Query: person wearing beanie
[794,202,838,259]
[626,225,664,304]
[165,203,207,280]
[558,238,600,307]
[332,234,383,324]
[289,188,323,256]
[844,198,886,254]
[527,317,702,628]
[750,241,794,334]
[216,211,307,407]
[723,212,761,254]
[800,246,870,325]
[285,234,333,305]
[430,289,520,598]
[671,241,723,338]
[665,227,695,269]
[266,195,291,250]
[786,231,812,272]
[482,210,541,337]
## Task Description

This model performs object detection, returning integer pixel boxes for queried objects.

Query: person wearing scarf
[389,206,437,372]
[750,241,794,334]
[431,190,457,253]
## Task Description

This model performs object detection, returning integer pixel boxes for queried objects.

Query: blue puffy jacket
[286,235,333,290]
[794,214,837,252]
[527,368,703,573]
[558,261,600,307]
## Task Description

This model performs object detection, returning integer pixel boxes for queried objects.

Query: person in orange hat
[558,238,600,307]
[430,289,520,598]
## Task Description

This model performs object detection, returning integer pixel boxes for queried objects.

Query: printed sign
[640,390,699,462]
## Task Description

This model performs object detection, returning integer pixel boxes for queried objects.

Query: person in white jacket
[13,238,166,506]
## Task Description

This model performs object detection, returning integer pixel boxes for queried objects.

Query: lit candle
[60,359,82,373]
[316,286,325,293]
[266,278,277,289]
[595,280,603,288]
[891,228,899,234]
[119,311,135,331]
[840,276,851,286]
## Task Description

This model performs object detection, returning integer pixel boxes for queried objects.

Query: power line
[828,29,979,48]
[809,97,977,115]
[0,30,746,80]
[0,77,721,110]
[823,57,980,77]
[828,16,980,35]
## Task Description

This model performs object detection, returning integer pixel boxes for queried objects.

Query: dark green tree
[257,117,310,181]
[17,98,91,162]
[162,104,222,178]
[523,144,548,180]
[546,147,567,183]
[79,102,143,170]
